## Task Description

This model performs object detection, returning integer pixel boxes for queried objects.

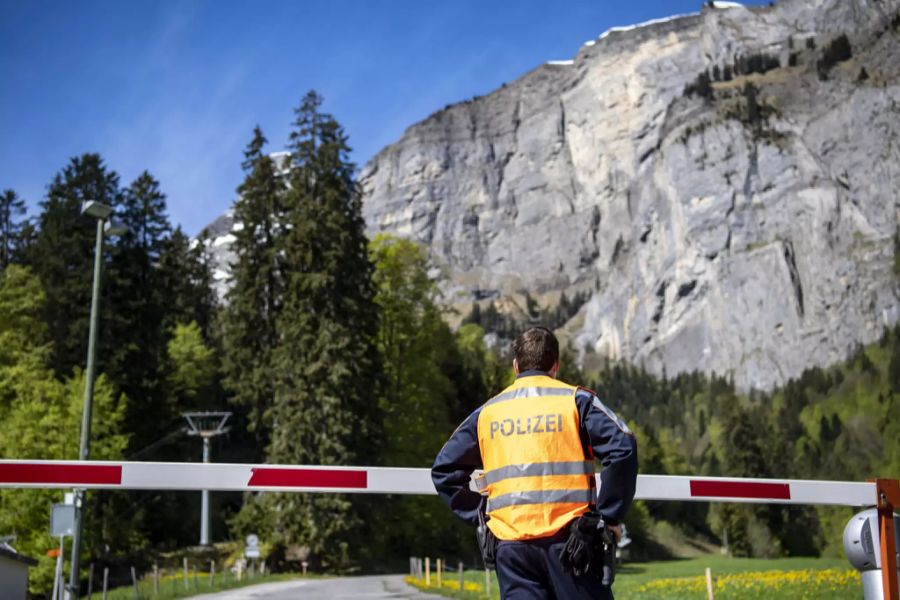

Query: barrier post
[872,479,900,600]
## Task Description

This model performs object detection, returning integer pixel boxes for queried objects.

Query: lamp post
[69,201,126,599]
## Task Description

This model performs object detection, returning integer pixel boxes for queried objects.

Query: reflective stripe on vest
[477,375,594,541]
[483,460,594,485]
[486,386,577,407]
[487,489,595,512]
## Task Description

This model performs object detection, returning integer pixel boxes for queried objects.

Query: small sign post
[51,504,75,537]
[245,533,260,559]
[50,499,75,600]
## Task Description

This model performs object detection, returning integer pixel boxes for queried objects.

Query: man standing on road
[432,326,638,599]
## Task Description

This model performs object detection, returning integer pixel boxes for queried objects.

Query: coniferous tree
[266,91,382,568]
[889,331,900,392]
[222,127,287,450]
[0,189,27,271]
[107,172,172,451]
[29,154,121,376]
[158,226,217,337]
[452,322,511,417]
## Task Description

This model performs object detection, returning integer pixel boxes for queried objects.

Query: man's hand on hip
[606,523,622,543]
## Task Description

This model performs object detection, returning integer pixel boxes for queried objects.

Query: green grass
[615,556,858,599]
[99,571,310,599]
[406,555,861,599]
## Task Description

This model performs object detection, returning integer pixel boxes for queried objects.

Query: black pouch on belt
[561,512,617,584]
[476,500,499,569]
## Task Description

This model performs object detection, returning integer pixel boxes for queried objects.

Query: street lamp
[69,200,126,599]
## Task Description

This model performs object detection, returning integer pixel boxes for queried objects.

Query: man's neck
[516,369,552,379]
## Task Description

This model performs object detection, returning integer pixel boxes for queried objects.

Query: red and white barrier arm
[0,460,878,506]
[636,474,875,506]
[0,461,433,495]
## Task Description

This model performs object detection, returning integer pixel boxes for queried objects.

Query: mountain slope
[358,0,900,390]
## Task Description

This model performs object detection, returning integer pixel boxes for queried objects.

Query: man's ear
[550,360,560,378]
[513,358,519,375]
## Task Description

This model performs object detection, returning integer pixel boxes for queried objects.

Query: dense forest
[0,91,897,596]
[584,332,900,560]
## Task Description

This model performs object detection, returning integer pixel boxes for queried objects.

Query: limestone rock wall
[359,0,900,390]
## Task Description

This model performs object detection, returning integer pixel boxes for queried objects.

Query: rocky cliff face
[358,0,900,390]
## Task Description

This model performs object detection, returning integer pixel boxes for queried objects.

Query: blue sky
[1,0,707,234]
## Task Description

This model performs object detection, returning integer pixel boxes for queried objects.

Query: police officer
[432,326,638,599]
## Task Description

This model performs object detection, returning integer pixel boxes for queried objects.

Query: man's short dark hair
[512,327,559,372]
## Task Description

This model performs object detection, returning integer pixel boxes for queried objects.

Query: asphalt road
[188,575,443,599]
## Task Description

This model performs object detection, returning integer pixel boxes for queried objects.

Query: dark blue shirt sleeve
[431,406,484,526]
[575,389,638,525]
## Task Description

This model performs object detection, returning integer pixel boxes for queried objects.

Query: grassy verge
[406,555,861,599]
[100,571,311,599]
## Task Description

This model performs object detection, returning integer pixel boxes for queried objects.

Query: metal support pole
[70,218,106,599]
[183,413,230,545]
[52,536,64,600]
[849,482,900,599]
[874,479,900,600]
[880,508,899,600]
[201,437,210,545]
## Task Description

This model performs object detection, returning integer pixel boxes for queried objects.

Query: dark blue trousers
[495,534,613,600]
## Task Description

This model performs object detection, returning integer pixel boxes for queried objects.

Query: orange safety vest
[476,374,595,541]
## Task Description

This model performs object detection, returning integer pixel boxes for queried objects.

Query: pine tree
[0,189,27,271]
[718,403,772,555]
[29,154,121,376]
[106,172,173,451]
[722,404,767,479]
[158,226,218,337]
[266,91,382,568]
[889,332,900,392]
[221,127,287,450]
